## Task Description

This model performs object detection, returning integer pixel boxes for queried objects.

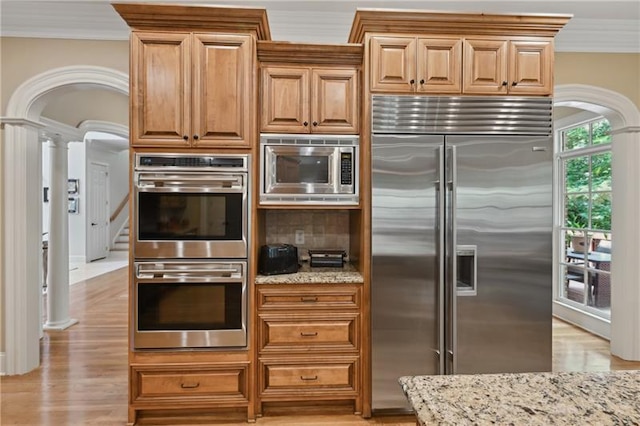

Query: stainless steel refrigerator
[371,95,553,411]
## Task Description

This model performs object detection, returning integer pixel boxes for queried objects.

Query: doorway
[87,162,110,262]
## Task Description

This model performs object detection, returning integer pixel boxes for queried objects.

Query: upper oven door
[134,172,248,259]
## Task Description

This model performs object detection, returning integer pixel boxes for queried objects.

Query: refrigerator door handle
[436,145,445,374]
[446,145,458,375]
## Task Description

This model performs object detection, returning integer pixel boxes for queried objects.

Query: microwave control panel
[340,152,353,185]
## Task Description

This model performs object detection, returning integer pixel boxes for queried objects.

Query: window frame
[554,116,612,318]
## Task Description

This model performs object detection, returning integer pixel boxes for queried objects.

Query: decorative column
[1,119,44,374]
[43,135,78,330]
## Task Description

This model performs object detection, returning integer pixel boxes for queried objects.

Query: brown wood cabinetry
[257,41,363,135]
[370,34,553,96]
[130,363,249,406]
[261,66,359,134]
[370,35,462,93]
[130,32,253,148]
[255,284,363,414]
[463,38,553,95]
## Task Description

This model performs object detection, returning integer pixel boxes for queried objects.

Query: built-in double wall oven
[132,153,250,349]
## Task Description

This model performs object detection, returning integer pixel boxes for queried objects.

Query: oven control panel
[136,154,248,171]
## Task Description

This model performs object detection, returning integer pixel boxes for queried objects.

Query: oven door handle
[137,174,244,188]
[137,268,241,276]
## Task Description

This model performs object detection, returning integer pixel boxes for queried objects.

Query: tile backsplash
[264,210,350,260]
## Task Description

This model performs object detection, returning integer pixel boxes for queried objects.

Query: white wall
[42,140,86,262]
[68,141,86,262]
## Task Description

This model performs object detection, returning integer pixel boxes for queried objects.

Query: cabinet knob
[502,81,508,86]
[183,135,189,141]
[312,121,318,127]
[303,121,309,127]
[409,79,415,85]
[193,135,199,140]
[512,81,518,86]
[419,79,425,85]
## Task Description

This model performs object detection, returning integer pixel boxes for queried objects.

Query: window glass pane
[565,194,589,229]
[562,124,589,150]
[591,152,611,191]
[564,157,589,193]
[592,119,612,145]
[591,192,611,231]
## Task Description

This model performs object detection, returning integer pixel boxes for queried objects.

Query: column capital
[46,134,70,148]
[0,116,46,130]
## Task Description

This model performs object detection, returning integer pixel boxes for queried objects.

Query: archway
[2,66,128,375]
[554,84,640,361]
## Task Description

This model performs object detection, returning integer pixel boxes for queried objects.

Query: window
[557,118,612,317]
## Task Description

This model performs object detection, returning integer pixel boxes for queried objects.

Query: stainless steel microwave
[260,134,359,205]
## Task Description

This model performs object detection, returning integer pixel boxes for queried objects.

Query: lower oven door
[134,171,248,259]
[133,261,247,349]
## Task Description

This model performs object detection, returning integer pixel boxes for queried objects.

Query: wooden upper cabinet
[463,37,553,95]
[260,67,309,133]
[370,36,416,92]
[311,68,359,133]
[370,35,462,94]
[131,32,191,147]
[192,34,252,147]
[416,38,462,93]
[508,39,553,95]
[130,31,252,148]
[261,66,358,134]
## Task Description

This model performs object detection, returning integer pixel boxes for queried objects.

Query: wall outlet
[295,229,305,245]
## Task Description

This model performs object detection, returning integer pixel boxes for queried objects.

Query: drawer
[259,313,359,352]
[260,357,358,398]
[131,364,248,406]
[257,285,360,311]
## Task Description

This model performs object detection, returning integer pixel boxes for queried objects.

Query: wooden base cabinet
[128,355,252,425]
[255,284,363,415]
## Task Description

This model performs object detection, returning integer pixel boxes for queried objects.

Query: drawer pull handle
[300,332,318,337]
[300,375,318,381]
[300,297,318,302]
[180,382,200,389]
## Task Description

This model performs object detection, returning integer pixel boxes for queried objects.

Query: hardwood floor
[2,267,639,425]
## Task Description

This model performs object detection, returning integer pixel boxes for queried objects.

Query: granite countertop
[255,262,364,284]
[399,370,640,426]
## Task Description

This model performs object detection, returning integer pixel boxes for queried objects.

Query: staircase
[111,222,129,252]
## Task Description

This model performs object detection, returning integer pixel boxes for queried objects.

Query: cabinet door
[192,34,252,148]
[311,68,359,134]
[508,39,553,95]
[261,66,310,133]
[416,38,462,94]
[130,32,191,147]
[370,36,416,93]
[462,39,508,94]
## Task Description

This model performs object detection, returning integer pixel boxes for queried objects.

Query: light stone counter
[255,262,363,284]
[399,370,640,426]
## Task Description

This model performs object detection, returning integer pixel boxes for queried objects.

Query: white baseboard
[0,352,5,376]
[69,255,86,264]
[553,300,611,340]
